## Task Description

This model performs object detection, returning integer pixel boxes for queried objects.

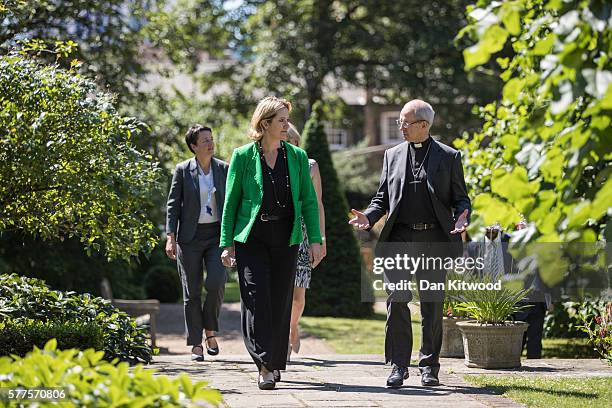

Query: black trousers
[385,225,448,374]
[177,222,227,345]
[235,219,299,371]
[513,302,546,358]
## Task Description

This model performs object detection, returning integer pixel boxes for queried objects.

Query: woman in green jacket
[220,96,324,390]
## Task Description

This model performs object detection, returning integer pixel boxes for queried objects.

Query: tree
[457,0,610,240]
[302,102,373,317]
[0,55,161,260]
[211,0,500,134]
[1,0,230,103]
[0,1,235,296]
[456,0,610,285]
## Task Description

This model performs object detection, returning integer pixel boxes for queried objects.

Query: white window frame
[380,111,402,144]
[324,123,348,150]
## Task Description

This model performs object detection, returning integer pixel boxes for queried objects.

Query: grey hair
[413,101,435,125]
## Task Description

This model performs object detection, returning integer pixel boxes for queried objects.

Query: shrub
[0,54,161,261]
[0,339,222,406]
[544,299,607,338]
[332,141,380,210]
[579,303,612,365]
[144,263,181,303]
[0,318,104,357]
[301,103,373,317]
[0,274,153,363]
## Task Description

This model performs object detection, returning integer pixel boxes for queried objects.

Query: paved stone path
[152,303,612,407]
[149,354,518,407]
[156,303,333,355]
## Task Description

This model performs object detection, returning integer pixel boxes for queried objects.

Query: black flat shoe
[421,372,440,386]
[205,335,219,356]
[386,364,409,388]
[258,371,276,390]
[273,370,281,382]
[190,345,204,362]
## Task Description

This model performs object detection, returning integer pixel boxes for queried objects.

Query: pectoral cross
[408,180,422,192]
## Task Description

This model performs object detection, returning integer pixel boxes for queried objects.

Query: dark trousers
[177,222,227,346]
[385,226,448,374]
[235,219,298,372]
[513,302,546,358]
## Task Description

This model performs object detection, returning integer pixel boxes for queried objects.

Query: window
[380,111,402,144]
[324,123,348,150]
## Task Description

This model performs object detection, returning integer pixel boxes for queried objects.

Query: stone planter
[440,317,470,358]
[457,320,528,369]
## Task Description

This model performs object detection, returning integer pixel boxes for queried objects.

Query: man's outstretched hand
[450,209,469,234]
[349,209,370,230]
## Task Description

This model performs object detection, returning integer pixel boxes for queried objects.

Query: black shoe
[421,372,440,386]
[273,370,281,382]
[386,364,409,388]
[205,335,219,356]
[258,371,276,390]
[190,345,204,362]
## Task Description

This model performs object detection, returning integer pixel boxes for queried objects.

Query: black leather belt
[260,214,287,222]
[408,222,438,231]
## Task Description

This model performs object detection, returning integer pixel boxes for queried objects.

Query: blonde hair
[287,122,301,146]
[248,96,292,141]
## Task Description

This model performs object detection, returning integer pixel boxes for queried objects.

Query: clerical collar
[410,136,431,149]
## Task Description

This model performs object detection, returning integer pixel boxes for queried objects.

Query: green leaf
[491,167,539,202]
[532,34,555,55]
[601,83,612,109]
[44,339,57,352]
[590,177,612,220]
[530,190,557,222]
[501,4,521,36]
[473,193,520,227]
[464,25,509,70]
[179,373,194,398]
[502,78,526,103]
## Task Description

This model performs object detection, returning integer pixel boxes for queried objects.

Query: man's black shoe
[386,364,409,388]
[421,372,440,386]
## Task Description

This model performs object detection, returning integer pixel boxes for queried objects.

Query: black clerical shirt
[396,137,438,225]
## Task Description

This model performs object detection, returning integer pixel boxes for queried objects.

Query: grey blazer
[166,157,229,243]
[364,139,471,243]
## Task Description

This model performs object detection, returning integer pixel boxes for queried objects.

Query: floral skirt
[295,219,312,288]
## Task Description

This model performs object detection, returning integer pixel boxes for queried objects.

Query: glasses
[396,119,426,130]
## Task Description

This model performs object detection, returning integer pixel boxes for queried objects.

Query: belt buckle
[260,214,269,222]
[414,223,425,231]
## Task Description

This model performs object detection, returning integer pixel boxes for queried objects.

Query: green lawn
[464,375,612,408]
[223,281,241,303]
[300,311,422,354]
[540,337,598,358]
[222,288,597,359]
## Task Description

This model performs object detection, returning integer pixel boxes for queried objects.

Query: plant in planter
[455,276,532,369]
[441,271,472,358]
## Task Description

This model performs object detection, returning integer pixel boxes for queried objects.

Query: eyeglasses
[396,119,427,130]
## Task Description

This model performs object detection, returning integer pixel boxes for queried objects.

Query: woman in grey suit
[166,124,229,361]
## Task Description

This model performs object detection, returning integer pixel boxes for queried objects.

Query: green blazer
[220,141,322,248]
